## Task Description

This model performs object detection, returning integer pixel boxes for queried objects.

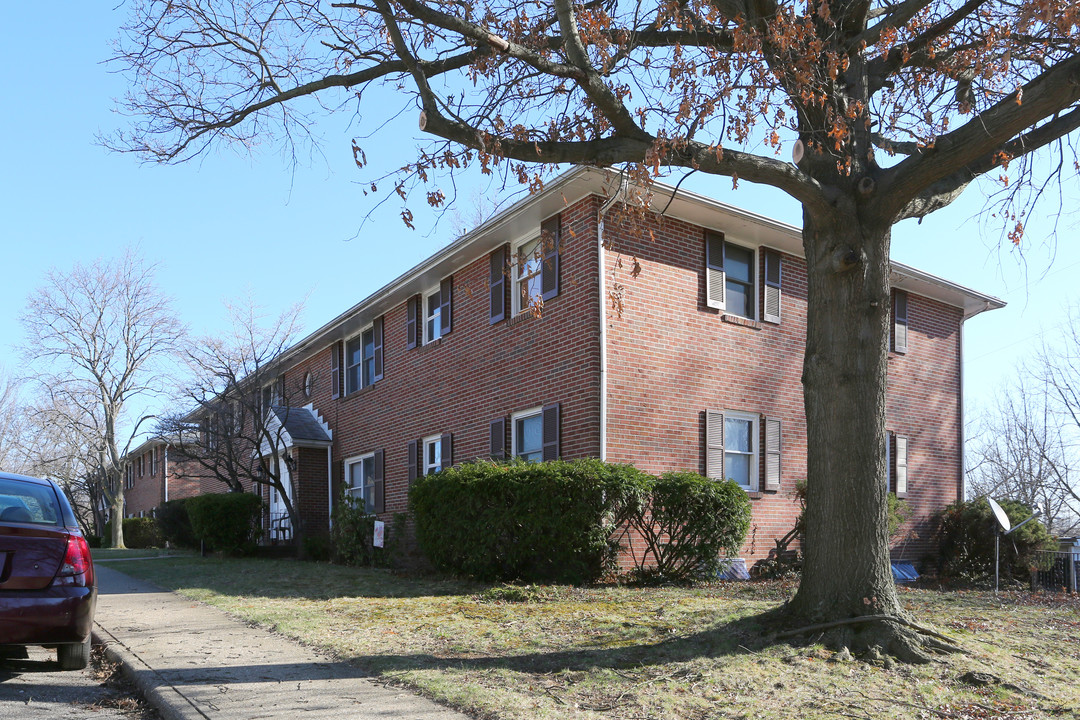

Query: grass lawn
[109,555,1077,720]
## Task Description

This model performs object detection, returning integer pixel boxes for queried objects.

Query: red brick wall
[600,208,962,568]
[285,195,604,548]
[886,295,963,564]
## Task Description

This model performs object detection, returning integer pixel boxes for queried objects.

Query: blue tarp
[891,562,919,583]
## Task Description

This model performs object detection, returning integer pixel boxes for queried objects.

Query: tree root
[774,613,968,662]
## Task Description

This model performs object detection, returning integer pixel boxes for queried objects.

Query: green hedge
[155,498,197,548]
[102,517,165,548]
[186,493,263,555]
[938,498,1057,583]
[624,471,752,582]
[410,459,649,583]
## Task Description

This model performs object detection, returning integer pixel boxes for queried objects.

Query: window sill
[508,311,538,327]
[343,384,377,400]
[721,314,762,330]
[747,491,764,500]
[417,337,444,354]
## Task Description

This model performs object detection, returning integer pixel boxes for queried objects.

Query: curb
[93,625,210,720]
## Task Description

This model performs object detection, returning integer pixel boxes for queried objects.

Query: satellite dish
[988,497,1011,533]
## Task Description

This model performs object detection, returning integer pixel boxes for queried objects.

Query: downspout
[163,447,169,502]
[327,445,333,531]
[597,176,629,462]
[958,321,965,502]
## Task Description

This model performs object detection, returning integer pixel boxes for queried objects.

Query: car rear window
[0,480,62,526]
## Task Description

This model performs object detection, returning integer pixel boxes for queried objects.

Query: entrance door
[268,457,293,542]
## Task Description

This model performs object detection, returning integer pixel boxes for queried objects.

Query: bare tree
[110,0,1080,657]
[20,251,184,549]
[156,299,308,547]
[968,379,1079,535]
[0,371,31,474]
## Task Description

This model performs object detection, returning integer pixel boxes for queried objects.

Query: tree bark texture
[789,208,902,624]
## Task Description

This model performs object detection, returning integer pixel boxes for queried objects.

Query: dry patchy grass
[115,556,1079,720]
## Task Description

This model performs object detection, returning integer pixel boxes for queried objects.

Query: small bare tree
[156,299,308,547]
[968,379,1079,535]
[20,251,184,549]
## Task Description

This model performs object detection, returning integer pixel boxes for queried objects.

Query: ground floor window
[725,412,758,491]
[423,435,442,476]
[346,453,376,514]
[512,408,543,462]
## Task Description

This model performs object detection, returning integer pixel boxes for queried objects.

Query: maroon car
[0,471,96,669]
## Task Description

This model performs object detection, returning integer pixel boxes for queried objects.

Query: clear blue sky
[2,4,1077,444]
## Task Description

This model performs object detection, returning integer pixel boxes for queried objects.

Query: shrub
[123,517,164,549]
[329,496,405,568]
[625,471,752,582]
[103,517,164,548]
[938,498,1057,584]
[186,492,263,555]
[410,458,649,584]
[155,498,196,548]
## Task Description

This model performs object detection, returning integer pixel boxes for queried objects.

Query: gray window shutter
[893,291,909,354]
[373,316,384,382]
[542,403,560,461]
[406,296,419,349]
[440,277,453,334]
[705,232,726,310]
[895,435,909,498]
[490,417,506,459]
[886,431,893,490]
[540,215,560,301]
[490,246,507,324]
[440,433,453,470]
[706,410,725,480]
[407,439,418,484]
[763,251,782,323]
[373,449,385,513]
[764,417,781,491]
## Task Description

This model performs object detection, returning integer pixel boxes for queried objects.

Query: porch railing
[266,510,293,545]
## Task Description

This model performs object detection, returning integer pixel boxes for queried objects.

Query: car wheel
[57,637,91,670]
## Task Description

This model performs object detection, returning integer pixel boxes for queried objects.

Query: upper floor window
[706,231,756,319]
[514,237,544,314]
[344,317,384,394]
[408,278,452,348]
[892,290,909,354]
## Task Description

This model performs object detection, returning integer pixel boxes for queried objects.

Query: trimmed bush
[103,518,165,548]
[410,458,649,583]
[938,498,1057,584]
[186,493,263,555]
[155,498,196,548]
[625,471,752,582]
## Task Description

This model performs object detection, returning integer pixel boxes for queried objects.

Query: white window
[725,412,759,491]
[345,453,376,514]
[706,232,757,319]
[345,325,376,394]
[511,407,543,462]
[423,434,442,476]
[514,236,544,314]
[424,288,443,344]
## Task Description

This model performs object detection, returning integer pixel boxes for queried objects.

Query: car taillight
[56,534,94,587]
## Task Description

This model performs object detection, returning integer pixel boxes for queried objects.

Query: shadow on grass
[345,608,789,677]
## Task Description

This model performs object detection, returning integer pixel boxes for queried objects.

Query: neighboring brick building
[123,167,1003,568]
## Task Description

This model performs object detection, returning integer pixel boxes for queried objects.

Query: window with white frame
[422,435,442,476]
[514,237,544,314]
[725,412,759,491]
[511,407,543,462]
[345,326,377,394]
[424,289,443,343]
[705,232,757,319]
[345,453,376,514]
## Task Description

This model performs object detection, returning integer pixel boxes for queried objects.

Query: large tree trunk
[786,207,940,659]
[110,492,126,549]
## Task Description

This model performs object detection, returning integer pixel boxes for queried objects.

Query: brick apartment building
[122,167,1003,568]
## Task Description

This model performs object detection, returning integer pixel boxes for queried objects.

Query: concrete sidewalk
[93,564,472,720]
